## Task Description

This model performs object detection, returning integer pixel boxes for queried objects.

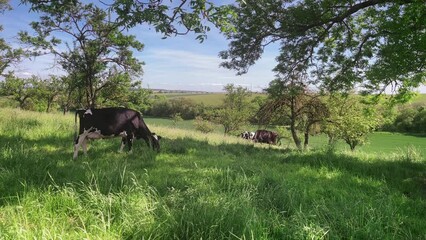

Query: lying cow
[253,129,279,145]
[73,107,161,159]
[240,131,255,140]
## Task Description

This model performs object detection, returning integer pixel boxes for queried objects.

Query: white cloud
[142,48,276,92]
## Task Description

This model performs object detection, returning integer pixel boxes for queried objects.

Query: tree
[259,74,328,150]
[19,1,144,108]
[0,74,38,109]
[214,84,252,134]
[33,75,64,112]
[322,94,380,151]
[220,0,425,99]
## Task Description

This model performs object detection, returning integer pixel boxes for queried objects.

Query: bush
[194,116,215,133]
[412,109,426,133]
[389,106,426,133]
[146,97,203,120]
[394,108,417,132]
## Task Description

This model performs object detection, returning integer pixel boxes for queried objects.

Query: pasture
[153,92,267,106]
[0,108,425,239]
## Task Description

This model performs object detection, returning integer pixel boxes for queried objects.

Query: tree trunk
[290,119,302,150]
[304,130,309,150]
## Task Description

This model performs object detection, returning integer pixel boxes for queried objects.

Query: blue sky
[0,1,278,92]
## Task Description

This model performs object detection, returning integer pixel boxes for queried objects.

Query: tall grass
[0,108,425,239]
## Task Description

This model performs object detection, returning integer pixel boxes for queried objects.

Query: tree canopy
[220,0,425,98]
[21,0,235,42]
[19,1,145,108]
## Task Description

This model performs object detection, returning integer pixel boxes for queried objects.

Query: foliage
[33,75,64,112]
[193,115,214,133]
[384,105,426,133]
[110,0,236,42]
[260,76,328,150]
[21,0,236,43]
[146,97,203,120]
[0,74,38,109]
[212,84,253,134]
[19,1,144,108]
[171,113,183,126]
[220,0,426,100]
[322,94,380,151]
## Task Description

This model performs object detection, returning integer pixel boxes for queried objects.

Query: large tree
[19,1,144,108]
[220,0,425,99]
[259,74,328,150]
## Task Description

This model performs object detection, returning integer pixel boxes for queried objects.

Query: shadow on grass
[0,133,425,207]
[279,149,426,198]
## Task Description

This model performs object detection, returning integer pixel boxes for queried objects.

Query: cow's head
[151,133,162,151]
[240,131,249,139]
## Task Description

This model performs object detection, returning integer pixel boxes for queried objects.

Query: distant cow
[240,131,255,140]
[253,130,279,145]
[73,107,161,159]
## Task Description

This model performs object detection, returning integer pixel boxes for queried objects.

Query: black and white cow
[73,107,161,159]
[240,131,255,140]
[253,130,279,145]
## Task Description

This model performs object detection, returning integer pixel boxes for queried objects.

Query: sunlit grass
[0,107,425,239]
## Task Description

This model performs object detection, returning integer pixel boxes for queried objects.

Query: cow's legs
[73,129,92,160]
[126,133,134,153]
[73,135,88,159]
[73,136,80,159]
[82,138,88,155]
[120,137,126,152]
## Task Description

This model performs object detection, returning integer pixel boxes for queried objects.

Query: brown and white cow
[73,107,160,159]
[252,130,279,145]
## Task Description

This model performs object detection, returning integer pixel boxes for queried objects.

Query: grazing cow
[73,107,161,159]
[240,131,255,140]
[253,130,279,145]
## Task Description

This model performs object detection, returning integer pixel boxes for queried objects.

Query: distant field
[144,118,426,157]
[153,92,267,106]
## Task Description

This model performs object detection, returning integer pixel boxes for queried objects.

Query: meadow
[153,92,267,106]
[0,107,425,239]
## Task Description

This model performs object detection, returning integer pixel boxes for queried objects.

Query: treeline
[381,105,426,134]
[0,74,153,113]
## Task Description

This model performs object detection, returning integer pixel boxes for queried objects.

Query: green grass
[145,117,426,157]
[0,107,426,239]
[411,93,426,105]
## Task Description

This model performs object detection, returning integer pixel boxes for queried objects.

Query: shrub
[171,113,183,126]
[389,106,426,133]
[194,116,214,133]
[146,97,203,120]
